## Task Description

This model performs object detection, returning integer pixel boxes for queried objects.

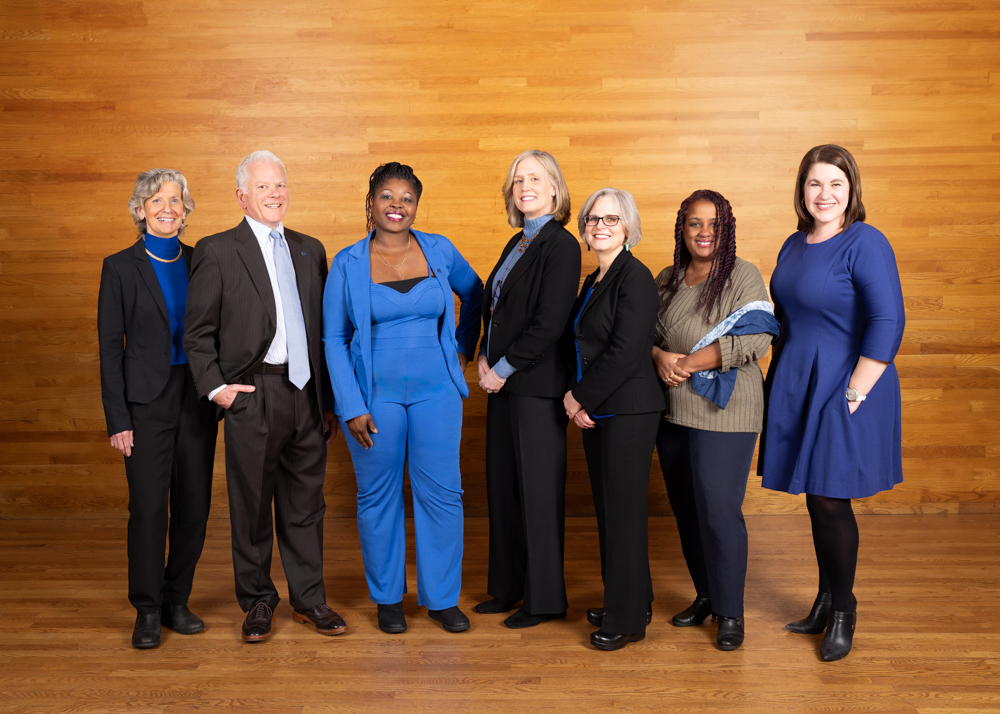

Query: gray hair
[236,150,287,191]
[577,188,642,248]
[127,168,195,237]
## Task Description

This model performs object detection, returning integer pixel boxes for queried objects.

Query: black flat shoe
[428,606,470,632]
[590,628,646,651]
[671,597,714,627]
[161,605,205,635]
[786,593,856,635]
[585,605,653,628]
[377,603,407,634]
[132,612,161,649]
[474,597,520,614]
[503,608,566,629]
[820,610,856,661]
[716,616,745,651]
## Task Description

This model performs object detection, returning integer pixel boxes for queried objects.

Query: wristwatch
[846,387,866,403]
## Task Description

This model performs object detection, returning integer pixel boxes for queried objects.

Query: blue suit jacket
[323,229,483,422]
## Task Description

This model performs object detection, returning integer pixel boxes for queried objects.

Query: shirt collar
[245,214,285,243]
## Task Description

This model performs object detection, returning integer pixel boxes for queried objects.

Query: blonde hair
[501,150,571,228]
[577,188,642,249]
[127,169,195,237]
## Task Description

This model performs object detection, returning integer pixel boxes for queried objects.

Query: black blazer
[98,238,194,436]
[564,250,665,416]
[481,219,582,398]
[183,219,331,414]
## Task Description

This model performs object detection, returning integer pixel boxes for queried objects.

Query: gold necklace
[146,245,182,263]
[371,234,411,279]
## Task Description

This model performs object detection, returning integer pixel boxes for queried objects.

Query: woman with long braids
[323,162,483,634]
[652,189,779,651]
[761,145,904,661]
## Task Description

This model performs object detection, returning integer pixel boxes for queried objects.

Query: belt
[248,362,288,375]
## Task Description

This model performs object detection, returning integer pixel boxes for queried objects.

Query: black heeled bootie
[671,597,713,627]
[820,610,856,661]
[377,603,407,634]
[786,592,832,634]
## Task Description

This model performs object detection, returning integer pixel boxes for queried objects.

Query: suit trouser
[484,392,568,615]
[582,412,659,635]
[223,372,327,612]
[124,364,217,615]
[656,421,758,618]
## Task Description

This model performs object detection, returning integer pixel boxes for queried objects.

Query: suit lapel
[235,219,277,325]
[181,242,194,274]
[494,218,560,311]
[579,251,629,322]
[132,239,168,321]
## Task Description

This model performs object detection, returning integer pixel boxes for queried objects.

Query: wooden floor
[2,514,998,713]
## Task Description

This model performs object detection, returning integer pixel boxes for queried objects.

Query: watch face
[846,388,859,401]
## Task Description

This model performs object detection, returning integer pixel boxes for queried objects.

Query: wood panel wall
[1,0,998,519]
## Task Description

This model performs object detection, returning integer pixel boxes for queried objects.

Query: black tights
[806,494,858,612]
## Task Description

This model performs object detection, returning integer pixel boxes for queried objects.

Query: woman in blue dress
[323,163,483,634]
[761,145,905,661]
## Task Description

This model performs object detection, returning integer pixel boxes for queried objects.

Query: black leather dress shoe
[377,603,407,634]
[428,606,471,632]
[716,616,745,651]
[474,597,520,614]
[820,610,856,661]
[161,605,204,635]
[672,597,714,627]
[241,601,275,642]
[132,612,161,649]
[585,605,653,628]
[503,608,566,629]
[293,603,348,635]
[590,628,646,651]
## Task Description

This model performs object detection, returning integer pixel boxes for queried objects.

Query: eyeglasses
[584,214,620,227]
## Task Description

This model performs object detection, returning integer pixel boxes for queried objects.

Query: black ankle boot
[786,592,832,634]
[820,610,856,661]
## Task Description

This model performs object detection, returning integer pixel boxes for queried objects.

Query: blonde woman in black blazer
[475,150,581,628]
[563,188,663,651]
[98,169,218,649]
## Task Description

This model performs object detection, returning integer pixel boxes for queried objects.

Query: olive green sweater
[654,257,773,433]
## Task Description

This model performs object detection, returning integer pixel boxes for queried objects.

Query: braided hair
[660,189,738,323]
[365,162,423,232]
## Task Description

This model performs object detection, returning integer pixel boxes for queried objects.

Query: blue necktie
[270,229,310,390]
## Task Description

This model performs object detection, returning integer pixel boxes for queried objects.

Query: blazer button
[492,321,499,328]
[582,357,590,365]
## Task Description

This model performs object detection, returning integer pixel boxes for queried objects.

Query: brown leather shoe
[241,602,275,642]
[293,603,348,636]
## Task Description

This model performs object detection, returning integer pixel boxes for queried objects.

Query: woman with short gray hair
[98,168,218,649]
[563,187,664,650]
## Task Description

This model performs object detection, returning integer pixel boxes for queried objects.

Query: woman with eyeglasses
[564,188,663,651]
[475,150,581,629]
[652,190,778,652]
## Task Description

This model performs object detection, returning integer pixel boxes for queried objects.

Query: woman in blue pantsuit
[323,163,483,634]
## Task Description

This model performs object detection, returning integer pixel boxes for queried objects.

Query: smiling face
[512,156,556,221]
[682,200,718,264]
[585,195,627,257]
[137,181,186,238]
[803,161,850,233]
[370,178,418,236]
[237,161,288,229]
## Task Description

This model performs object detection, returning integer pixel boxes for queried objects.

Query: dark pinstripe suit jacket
[183,218,331,414]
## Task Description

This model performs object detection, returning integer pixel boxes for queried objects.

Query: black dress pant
[484,392,568,615]
[582,412,659,635]
[656,421,758,618]
[223,372,327,612]
[124,364,217,615]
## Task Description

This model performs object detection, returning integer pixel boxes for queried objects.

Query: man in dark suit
[184,150,344,642]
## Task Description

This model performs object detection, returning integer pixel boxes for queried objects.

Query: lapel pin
[301,251,308,256]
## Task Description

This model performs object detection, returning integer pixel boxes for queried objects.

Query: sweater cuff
[493,357,517,379]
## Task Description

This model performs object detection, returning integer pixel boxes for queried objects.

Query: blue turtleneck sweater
[144,233,189,365]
